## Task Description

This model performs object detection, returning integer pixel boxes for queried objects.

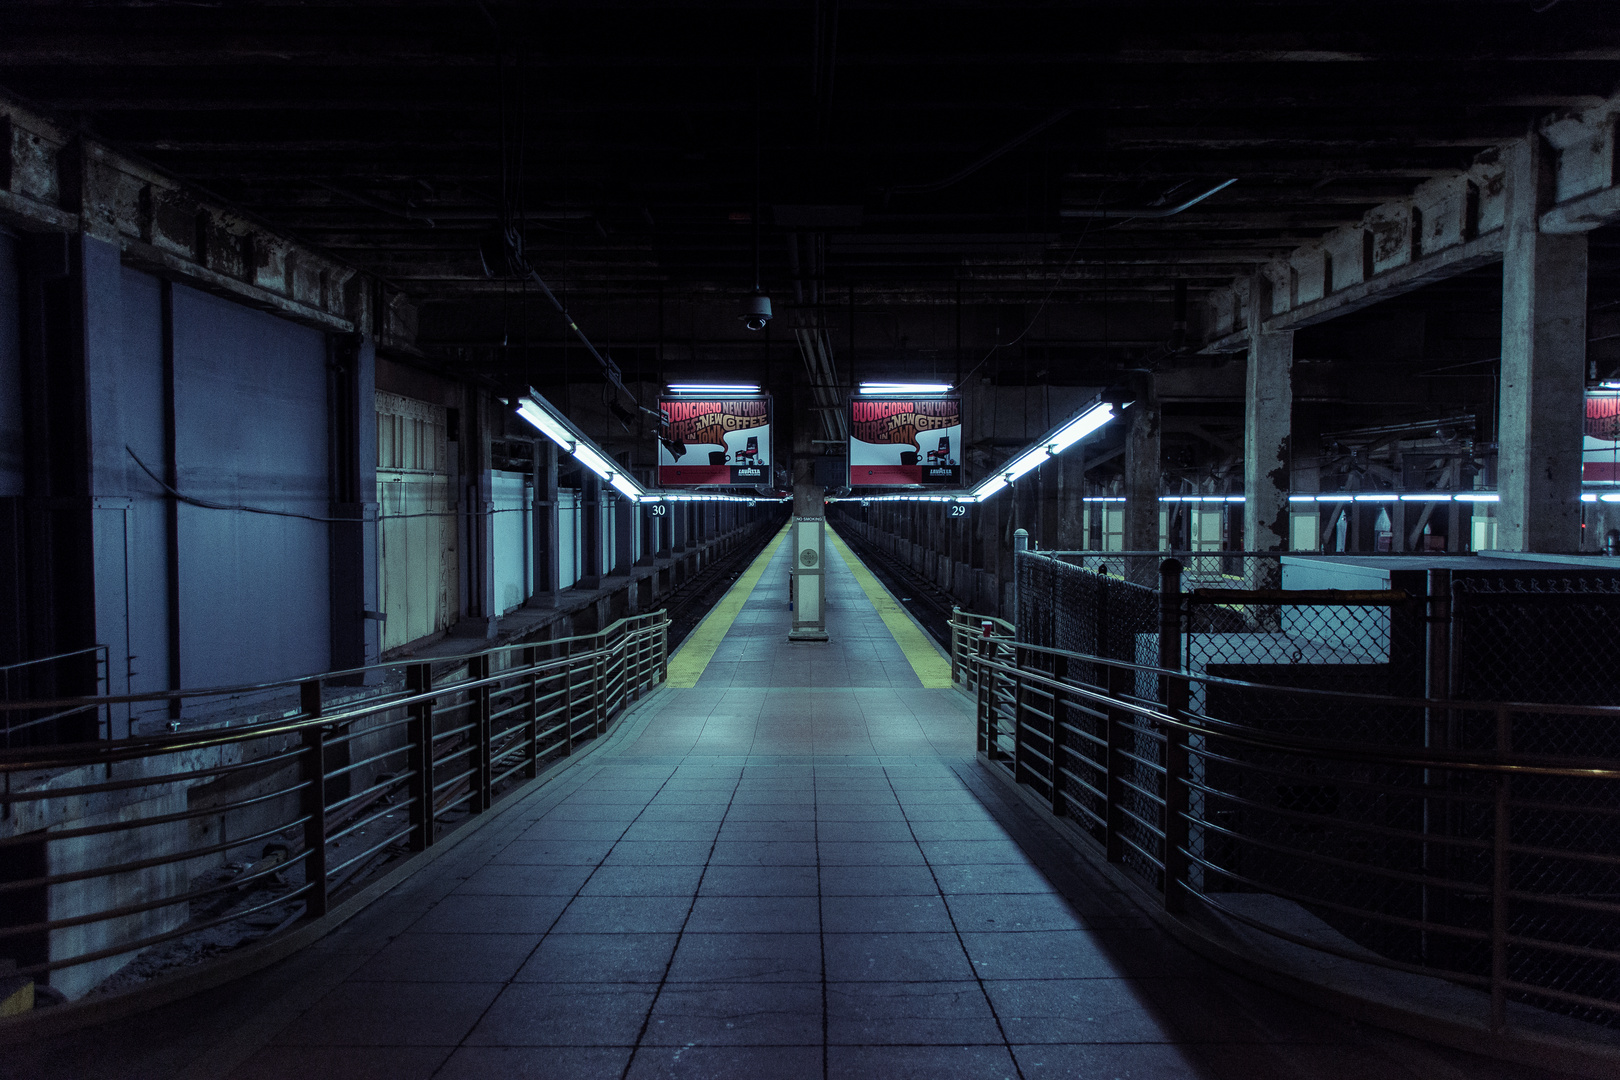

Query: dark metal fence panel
[970,559,1620,1047]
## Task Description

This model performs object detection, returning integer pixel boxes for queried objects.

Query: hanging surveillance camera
[741,293,773,331]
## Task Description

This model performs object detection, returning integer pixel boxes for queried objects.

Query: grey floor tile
[554,895,694,933]
[944,893,1089,933]
[819,864,940,896]
[347,932,541,983]
[826,981,1002,1045]
[641,982,822,1046]
[698,863,820,896]
[814,803,909,822]
[686,895,821,933]
[436,1046,634,1079]
[580,863,706,897]
[984,978,1177,1044]
[453,862,596,896]
[931,863,1060,895]
[962,930,1127,980]
[716,819,817,843]
[919,840,1037,865]
[1011,1042,1206,1079]
[271,981,502,1047]
[709,840,818,866]
[491,840,615,865]
[466,983,655,1046]
[604,841,714,865]
[226,1045,451,1080]
[817,841,926,866]
[824,932,975,982]
[409,893,570,935]
[667,932,822,983]
[814,820,916,843]
[619,819,723,842]
[822,894,954,933]
[626,1044,822,1080]
[515,933,677,983]
[828,1045,1019,1080]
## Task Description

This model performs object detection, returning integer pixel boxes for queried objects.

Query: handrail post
[301,720,329,918]
[472,652,492,813]
[1490,705,1512,1033]
[949,606,962,685]
[406,662,434,850]
[1050,652,1068,817]
[976,626,994,755]
[563,642,575,755]
[1012,644,1028,785]
[595,651,607,738]
[523,646,539,781]
[1104,662,1128,863]
[1159,558,1189,913]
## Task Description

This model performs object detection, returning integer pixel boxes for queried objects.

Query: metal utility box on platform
[789,517,829,641]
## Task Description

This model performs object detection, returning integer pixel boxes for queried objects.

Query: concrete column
[613,493,633,574]
[1243,330,1294,552]
[579,471,602,588]
[1123,388,1161,551]
[1498,136,1588,552]
[531,439,559,605]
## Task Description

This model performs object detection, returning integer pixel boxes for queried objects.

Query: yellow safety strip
[824,527,954,689]
[664,524,792,688]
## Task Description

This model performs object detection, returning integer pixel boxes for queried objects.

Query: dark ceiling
[3,0,1619,307]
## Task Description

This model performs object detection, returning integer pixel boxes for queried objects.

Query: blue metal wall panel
[172,283,330,687]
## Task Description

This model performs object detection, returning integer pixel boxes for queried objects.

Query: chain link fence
[1005,549,1620,1038]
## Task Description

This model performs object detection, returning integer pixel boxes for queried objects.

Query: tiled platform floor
[14,537,1569,1079]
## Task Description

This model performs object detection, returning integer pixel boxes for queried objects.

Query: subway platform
[13,529,1563,1080]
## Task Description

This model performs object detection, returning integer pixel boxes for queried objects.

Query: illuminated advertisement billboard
[658,396,772,486]
[848,396,962,486]
[1586,389,1620,485]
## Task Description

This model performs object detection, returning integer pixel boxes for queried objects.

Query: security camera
[741,293,773,331]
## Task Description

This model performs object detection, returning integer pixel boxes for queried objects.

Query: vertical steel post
[976,627,994,755]
[1490,705,1513,1032]
[1104,662,1129,864]
[1012,644,1028,785]
[300,701,329,918]
[1423,567,1453,964]
[563,642,575,755]
[406,662,434,850]
[523,646,539,780]
[1050,652,1069,817]
[1159,558,1189,912]
[471,652,491,813]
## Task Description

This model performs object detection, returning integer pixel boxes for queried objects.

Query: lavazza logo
[736,466,764,477]
[927,467,953,477]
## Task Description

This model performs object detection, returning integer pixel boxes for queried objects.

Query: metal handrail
[0,611,669,994]
[954,601,1620,1048]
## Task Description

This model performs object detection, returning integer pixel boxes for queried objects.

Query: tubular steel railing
[948,587,1620,1048]
[1,646,110,748]
[0,612,667,997]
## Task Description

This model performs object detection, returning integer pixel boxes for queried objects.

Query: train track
[829,519,957,647]
[663,512,791,649]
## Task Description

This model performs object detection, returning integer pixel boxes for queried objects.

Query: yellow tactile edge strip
[824,526,955,689]
[664,523,792,688]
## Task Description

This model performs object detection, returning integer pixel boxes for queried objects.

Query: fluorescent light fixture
[858,382,952,395]
[972,476,1008,502]
[1354,494,1400,502]
[1601,494,1620,504]
[1583,493,1599,503]
[1455,493,1499,502]
[1081,496,1125,503]
[1401,493,1453,502]
[1315,494,1354,502]
[516,392,647,502]
[1289,495,1318,503]
[666,383,760,394]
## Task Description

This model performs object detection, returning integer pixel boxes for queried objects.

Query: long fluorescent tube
[1455,493,1499,502]
[667,383,760,394]
[858,382,953,395]
[516,392,647,501]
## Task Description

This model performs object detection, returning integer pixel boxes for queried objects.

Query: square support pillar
[1123,386,1161,552]
[1498,137,1588,553]
[1243,329,1294,555]
[530,439,559,606]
